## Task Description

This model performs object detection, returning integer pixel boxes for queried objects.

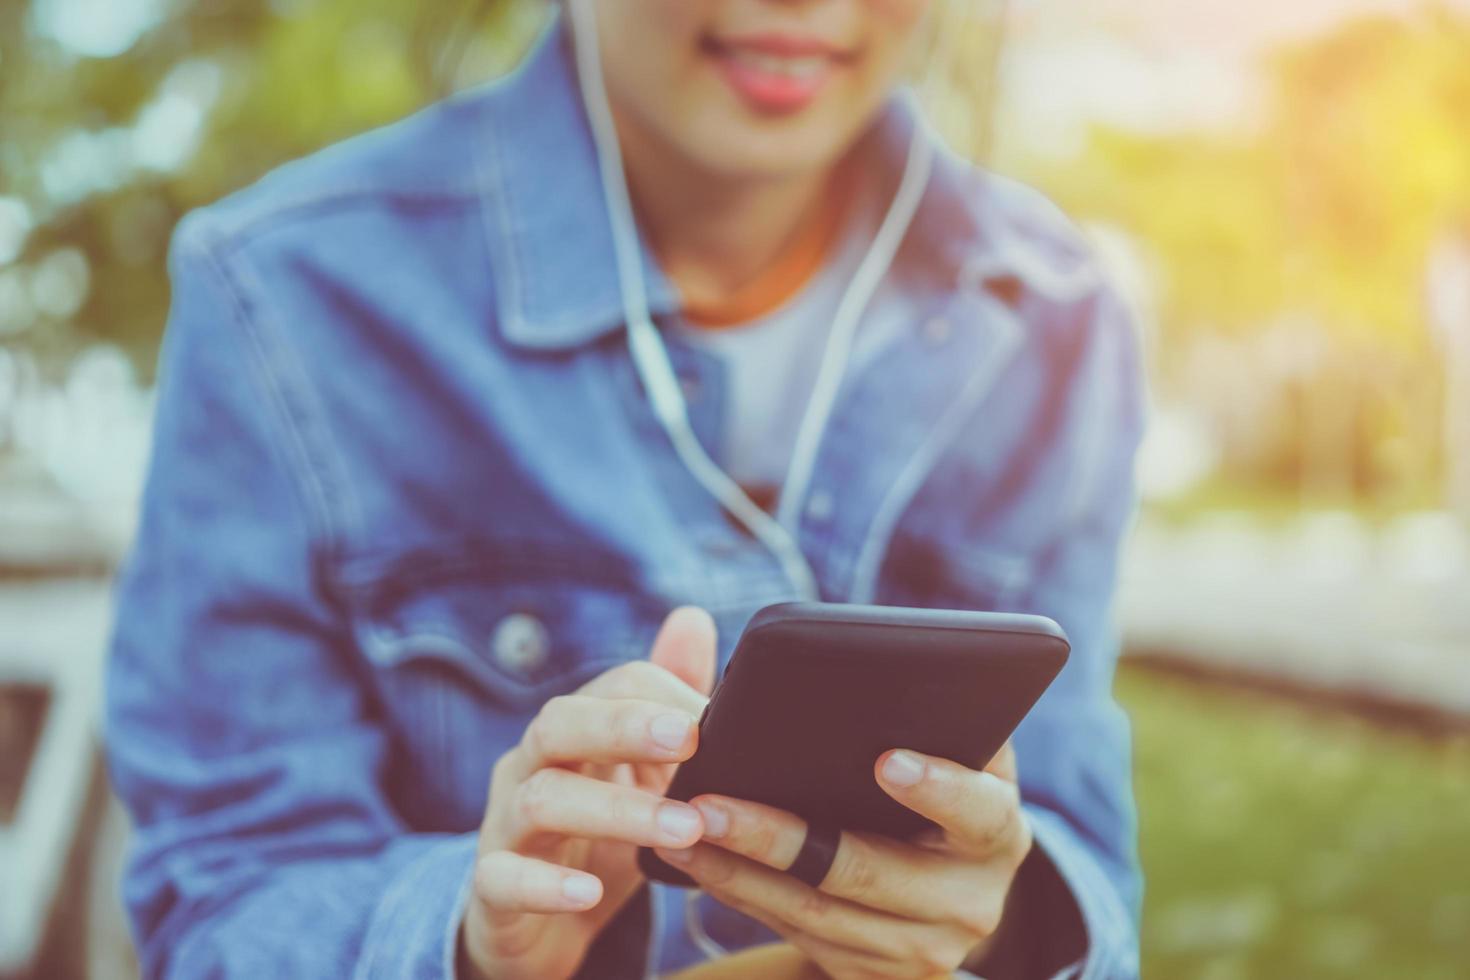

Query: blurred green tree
[1037,11,1470,351]
[0,0,540,376]
[1028,10,1470,506]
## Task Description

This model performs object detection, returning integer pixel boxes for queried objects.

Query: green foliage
[1122,668,1470,979]
[1036,11,1470,351]
[1016,11,1467,508]
[1269,11,1470,346]
[1043,131,1290,333]
[0,0,543,376]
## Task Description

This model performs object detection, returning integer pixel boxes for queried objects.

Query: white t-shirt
[673,188,904,502]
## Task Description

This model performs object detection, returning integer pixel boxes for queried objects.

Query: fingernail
[695,800,729,839]
[561,875,601,906]
[882,750,926,787]
[650,713,692,752]
[657,846,693,866]
[657,802,702,843]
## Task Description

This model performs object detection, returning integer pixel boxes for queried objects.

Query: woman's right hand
[459,606,718,980]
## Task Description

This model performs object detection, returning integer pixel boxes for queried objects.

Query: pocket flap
[342,553,665,708]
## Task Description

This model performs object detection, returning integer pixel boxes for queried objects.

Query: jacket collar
[471,12,1082,353]
[471,14,679,351]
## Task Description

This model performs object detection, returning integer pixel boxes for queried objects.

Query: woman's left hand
[655,742,1030,980]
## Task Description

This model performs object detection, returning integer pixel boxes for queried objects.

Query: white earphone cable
[773,109,933,529]
[569,0,821,599]
[567,0,930,604]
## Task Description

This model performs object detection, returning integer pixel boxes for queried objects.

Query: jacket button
[491,613,550,674]
[922,315,952,346]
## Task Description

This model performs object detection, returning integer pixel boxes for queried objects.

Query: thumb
[648,606,717,697]
[984,740,1018,783]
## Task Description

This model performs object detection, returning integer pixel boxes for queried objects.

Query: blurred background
[1,0,1467,977]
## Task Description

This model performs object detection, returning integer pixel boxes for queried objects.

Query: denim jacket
[106,15,1144,980]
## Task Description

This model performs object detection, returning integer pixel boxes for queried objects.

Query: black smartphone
[638,601,1070,887]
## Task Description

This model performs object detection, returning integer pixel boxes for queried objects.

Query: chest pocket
[343,555,667,709]
[334,551,669,829]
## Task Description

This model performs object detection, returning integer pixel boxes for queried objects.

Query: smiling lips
[701,33,856,114]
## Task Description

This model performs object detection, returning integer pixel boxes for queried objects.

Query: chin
[683,117,850,182]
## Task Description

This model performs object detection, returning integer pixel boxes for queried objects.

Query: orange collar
[681,174,853,329]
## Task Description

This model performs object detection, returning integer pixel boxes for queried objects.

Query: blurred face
[586,0,932,181]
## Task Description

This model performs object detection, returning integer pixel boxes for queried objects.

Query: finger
[671,844,977,977]
[654,844,911,954]
[876,750,1031,860]
[647,606,717,697]
[691,795,807,869]
[509,766,704,849]
[517,695,698,771]
[472,850,604,913]
[983,740,1018,782]
[691,795,974,922]
[703,892,901,980]
[577,658,708,715]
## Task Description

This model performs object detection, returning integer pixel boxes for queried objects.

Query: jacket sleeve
[971,286,1146,980]
[105,217,477,979]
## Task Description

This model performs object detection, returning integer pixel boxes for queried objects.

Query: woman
[106,1,1145,977]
